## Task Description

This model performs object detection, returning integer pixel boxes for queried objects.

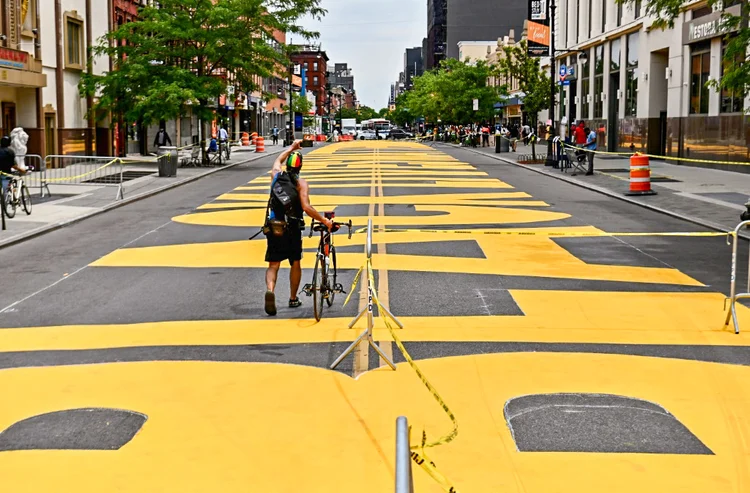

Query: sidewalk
[452,142,750,236]
[0,147,281,249]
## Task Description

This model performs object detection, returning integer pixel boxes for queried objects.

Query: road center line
[353,157,376,377]
[375,149,394,367]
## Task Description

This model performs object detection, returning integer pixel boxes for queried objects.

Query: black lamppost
[544,0,587,166]
[285,63,295,146]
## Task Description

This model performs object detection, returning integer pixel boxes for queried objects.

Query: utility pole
[544,0,557,167]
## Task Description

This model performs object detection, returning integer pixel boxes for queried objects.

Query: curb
[444,143,749,241]
[0,150,282,250]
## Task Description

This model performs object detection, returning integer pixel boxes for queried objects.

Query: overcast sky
[298,0,426,110]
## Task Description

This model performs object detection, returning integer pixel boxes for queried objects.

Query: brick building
[291,45,328,116]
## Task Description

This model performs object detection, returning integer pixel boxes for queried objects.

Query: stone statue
[10,127,28,169]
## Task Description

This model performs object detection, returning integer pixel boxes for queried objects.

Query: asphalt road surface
[1,141,749,492]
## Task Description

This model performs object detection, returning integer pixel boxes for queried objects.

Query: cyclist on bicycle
[0,136,26,192]
[264,140,333,316]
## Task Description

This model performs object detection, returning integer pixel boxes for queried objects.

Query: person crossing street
[263,140,333,316]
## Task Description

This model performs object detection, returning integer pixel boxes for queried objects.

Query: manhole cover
[84,170,155,184]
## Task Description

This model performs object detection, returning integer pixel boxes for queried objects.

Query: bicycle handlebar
[309,219,353,239]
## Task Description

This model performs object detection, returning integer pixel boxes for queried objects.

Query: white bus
[360,118,391,139]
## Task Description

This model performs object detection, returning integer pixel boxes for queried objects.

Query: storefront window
[588,0,593,37]
[625,33,638,117]
[601,0,607,31]
[690,42,710,114]
[721,39,745,113]
[617,0,623,26]
[634,0,641,17]
[610,38,621,72]
[594,45,604,118]
[581,49,591,118]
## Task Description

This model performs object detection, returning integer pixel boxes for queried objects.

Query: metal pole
[545,0,557,167]
[395,417,413,493]
[1,182,6,231]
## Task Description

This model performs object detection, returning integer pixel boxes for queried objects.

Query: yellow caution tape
[559,140,750,165]
[43,158,120,183]
[365,261,459,492]
[341,262,365,308]
[359,228,728,238]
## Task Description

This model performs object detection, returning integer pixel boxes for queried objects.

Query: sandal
[264,291,277,316]
[288,298,302,308]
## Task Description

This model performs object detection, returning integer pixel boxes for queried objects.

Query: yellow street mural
[1,141,749,492]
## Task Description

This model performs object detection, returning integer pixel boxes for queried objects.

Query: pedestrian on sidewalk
[584,126,597,176]
[263,140,333,316]
[272,126,279,145]
[481,125,490,147]
[153,127,172,148]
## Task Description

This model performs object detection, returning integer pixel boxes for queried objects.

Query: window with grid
[66,17,83,68]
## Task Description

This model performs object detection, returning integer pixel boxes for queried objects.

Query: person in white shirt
[218,126,229,143]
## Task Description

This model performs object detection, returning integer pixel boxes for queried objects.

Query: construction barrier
[242,132,250,146]
[626,153,657,196]
[255,137,265,153]
[251,132,258,146]
[724,220,750,334]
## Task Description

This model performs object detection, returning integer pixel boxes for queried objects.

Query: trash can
[496,136,509,153]
[157,146,177,177]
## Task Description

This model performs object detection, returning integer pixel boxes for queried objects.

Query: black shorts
[265,227,303,265]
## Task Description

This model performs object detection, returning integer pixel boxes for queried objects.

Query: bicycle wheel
[3,187,16,218]
[21,184,31,215]
[312,251,323,322]
[326,245,337,307]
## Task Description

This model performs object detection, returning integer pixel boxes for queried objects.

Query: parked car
[388,128,414,140]
[358,129,377,140]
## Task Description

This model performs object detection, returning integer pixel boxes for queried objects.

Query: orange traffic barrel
[241,132,250,146]
[255,137,265,153]
[626,153,657,196]
[251,132,258,146]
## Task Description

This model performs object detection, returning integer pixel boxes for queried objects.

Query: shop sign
[683,4,741,45]
[0,48,28,70]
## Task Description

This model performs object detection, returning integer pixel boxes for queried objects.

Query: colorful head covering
[286,151,303,172]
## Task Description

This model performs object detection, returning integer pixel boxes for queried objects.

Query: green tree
[495,40,551,159]
[403,58,500,125]
[384,94,414,127]
[81,0,324,159]
[618,0,747,101]
[289,92,314,116]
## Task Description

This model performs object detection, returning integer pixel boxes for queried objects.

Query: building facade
[0,0,46,156]
[555,0,748,164]
[458,41,494,64]
[328,63,356,108]
[425,0,447,69]
[404,47,423,89]
[291,45,328,116]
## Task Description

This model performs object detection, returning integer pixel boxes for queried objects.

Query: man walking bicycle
[263,140,333,316]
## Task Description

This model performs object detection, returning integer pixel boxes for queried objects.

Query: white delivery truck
[341,118,357,137]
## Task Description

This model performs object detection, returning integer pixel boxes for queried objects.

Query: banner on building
[527,0,550,57]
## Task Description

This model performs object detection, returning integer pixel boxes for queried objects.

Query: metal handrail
[724,220,750,334]
[395,416,414,493]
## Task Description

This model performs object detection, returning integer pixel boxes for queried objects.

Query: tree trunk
[530,118,537,161]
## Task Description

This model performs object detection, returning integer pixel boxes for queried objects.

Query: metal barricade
[43,155,126,200]
[12,154,47,197]
[724,220,750,334]
[330,218,403,370]
[395,416,414,493]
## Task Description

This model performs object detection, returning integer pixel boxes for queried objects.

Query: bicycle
[221,140,231,161]
[301,212,353,322]
[2,172,31,218]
